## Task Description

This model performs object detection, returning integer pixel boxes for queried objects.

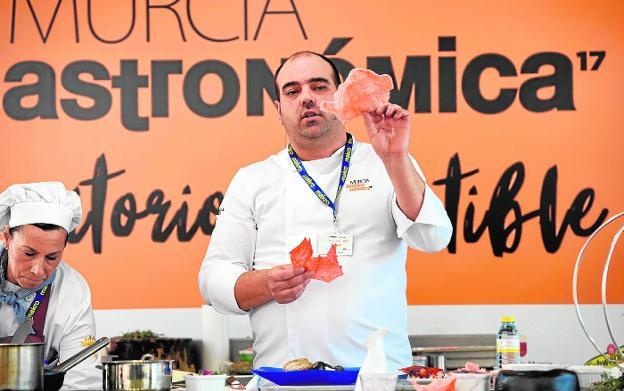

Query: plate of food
[253,358,360,386]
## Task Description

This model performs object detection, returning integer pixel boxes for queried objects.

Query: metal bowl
[102,354,174,390]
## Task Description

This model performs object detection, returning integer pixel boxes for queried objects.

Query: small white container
[454,373,490,391]
[567,365,621,390]
[185,374,227,391]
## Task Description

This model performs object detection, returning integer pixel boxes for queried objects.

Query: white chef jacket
[199,138,452,371]
[0,259,101,390]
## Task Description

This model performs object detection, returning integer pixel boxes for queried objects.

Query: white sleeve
[58,281,101,390]
[391,156,453,252]
[198,169,257,315]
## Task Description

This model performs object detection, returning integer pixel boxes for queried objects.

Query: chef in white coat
[199,52,453,371]
[0,182,100,389]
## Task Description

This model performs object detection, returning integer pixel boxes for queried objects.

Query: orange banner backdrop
[1,1,622,309]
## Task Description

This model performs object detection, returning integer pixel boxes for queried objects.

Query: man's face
[274,54,340,142]
[2,225,66,289]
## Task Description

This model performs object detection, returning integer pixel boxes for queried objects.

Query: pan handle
[52,337,110,374]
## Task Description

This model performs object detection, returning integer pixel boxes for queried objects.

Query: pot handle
[140,353,155,361]
[53,337,110,374]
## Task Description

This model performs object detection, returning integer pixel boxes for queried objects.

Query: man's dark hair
[9,223,69,246]
[273,51,342,102]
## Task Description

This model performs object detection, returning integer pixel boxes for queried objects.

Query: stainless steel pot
[102,354,174,391]
[0,342,44,390]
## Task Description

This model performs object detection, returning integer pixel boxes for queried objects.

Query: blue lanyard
[26,284,50,319]
[288,133,353,223]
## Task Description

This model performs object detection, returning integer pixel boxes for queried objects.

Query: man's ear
[274,100,282,122]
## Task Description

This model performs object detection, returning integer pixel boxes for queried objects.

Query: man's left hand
[362,103,410,161]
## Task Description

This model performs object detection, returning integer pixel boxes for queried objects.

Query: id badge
[318,232,354,256]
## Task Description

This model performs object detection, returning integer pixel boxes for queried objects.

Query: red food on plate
[289,239,343,283]
[400,365,443,379]
[456,361,486,373]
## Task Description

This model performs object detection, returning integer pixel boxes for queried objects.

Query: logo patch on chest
[346,178,373,191]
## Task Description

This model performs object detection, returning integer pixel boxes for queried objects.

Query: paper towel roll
[201,305,229,370]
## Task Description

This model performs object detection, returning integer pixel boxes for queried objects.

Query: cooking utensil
[102,353,174,390]
[43,336,110,391]
[11,317,34,344]
[0,341,44,390]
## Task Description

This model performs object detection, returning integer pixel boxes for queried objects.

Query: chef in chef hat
[0,182,101,389]
[0,182,82,322]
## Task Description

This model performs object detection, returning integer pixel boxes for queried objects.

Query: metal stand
[572,212,624,369]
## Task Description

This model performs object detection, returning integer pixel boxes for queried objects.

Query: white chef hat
[0,182,82,233]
